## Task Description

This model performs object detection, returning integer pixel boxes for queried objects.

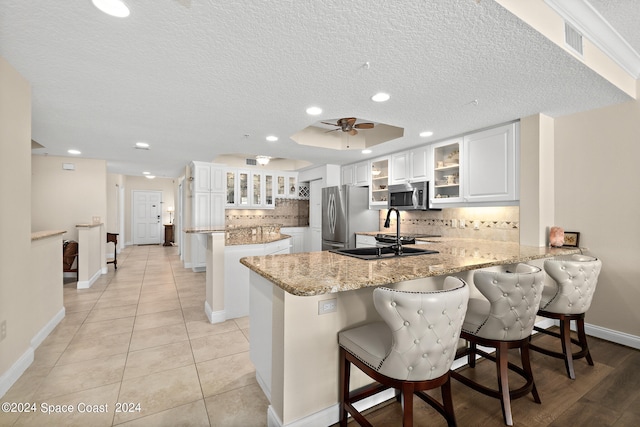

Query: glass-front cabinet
[432,139,462,204]
[225,169,297,208]
[238,171,249,206]
[277,175,286,198]
[370,157,389,208]
[226,171,235,205]
[264,174,274,207]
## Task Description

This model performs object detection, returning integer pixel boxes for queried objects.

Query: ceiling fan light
[371,92,390,102]
[256,155,271,166]
[92,0,130,18]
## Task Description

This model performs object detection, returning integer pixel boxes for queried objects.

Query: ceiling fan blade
[324,128,340,133]
[349,129,358,136]
[344,117,357,125]
[321,122,340,127]
[354,123,374,129]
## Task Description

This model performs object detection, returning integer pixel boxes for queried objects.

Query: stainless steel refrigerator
[322,185,378,250]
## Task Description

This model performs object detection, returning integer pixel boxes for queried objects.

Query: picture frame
[563,231,580,247]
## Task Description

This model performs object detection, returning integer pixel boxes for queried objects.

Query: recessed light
[142,171,150,175]
[371,92,390,102]
[266,136,278,142]
[361,149,372,154]
[145,175,156,179]
[67,149,81,155]
[135,142,150,148]
[419,131,434,138]
[306,106,322,116]
[91,0,130,18]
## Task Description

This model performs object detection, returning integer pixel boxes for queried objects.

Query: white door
[133,190,163,244]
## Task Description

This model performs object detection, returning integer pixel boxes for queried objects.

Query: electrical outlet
[318,298,337,315]
[459,219,466,228]
[451,219,457,228]
[1,320,6,342]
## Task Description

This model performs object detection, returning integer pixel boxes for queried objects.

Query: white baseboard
[1,308,65,398]
[585,323,640,350]
[204,301,226,324]
[30,307,65,349]
[77,268,102,289]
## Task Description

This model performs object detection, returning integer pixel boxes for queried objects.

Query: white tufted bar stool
[338,277,469,427]
[529,254,602,379]
[450,263,544,426]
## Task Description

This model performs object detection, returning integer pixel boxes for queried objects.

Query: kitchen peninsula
[240,238,580,427]
[185,226,291,323]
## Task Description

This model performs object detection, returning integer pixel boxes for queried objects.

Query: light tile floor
[0,245,268,426]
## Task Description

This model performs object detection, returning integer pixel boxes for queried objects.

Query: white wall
[31,156,107,242]
[554,99,640,337]
[0,56,33,392]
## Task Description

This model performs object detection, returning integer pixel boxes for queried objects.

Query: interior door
[133,190,162,245]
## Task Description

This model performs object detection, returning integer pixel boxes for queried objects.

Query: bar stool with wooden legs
[451,264,544,426]
[529,254,602,379]
[338,277,469,427]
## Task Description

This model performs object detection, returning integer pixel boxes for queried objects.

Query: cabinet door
[193,192,212,227]
[431,139,463,205]
[252,172,262,205]
[410,146,429,181]
[238,171,249,206]
[276,175,286,198]
[463,123,517,203]
[370,157,390,208]
[264,174,274,207]
[192,162,212,192]
[390,152,409,184]
[354,162,369,186]
[341,165,354,186]
[287,174,297,198]
[226,170,236,206]
[210,166,226,193]
[210,192,225,228]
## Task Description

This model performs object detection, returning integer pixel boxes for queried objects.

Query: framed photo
[563,231,580,247]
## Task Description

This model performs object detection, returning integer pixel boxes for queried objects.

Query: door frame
[131,190,163,245]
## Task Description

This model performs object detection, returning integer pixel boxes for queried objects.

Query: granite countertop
[239,238,581,296]
[183,227,291,246]
[31,230,67,241]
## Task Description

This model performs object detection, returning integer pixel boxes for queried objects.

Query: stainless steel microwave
[388,181,437,210]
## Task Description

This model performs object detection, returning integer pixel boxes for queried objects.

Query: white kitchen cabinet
[354,161,370,186]
[225,238,291,319]
[390,152,409,184]
[190,161,226,270]
[370,157,390,209]
[275,172,299,199]
[227,169,277,208]
[463,122,518,203]
[431,139,463,205]
[341,164,354,186]
[356,234,377,248]
[281,227,306,253]
[409,146,430,181]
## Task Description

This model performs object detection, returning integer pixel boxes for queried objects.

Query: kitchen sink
[330,246,439,260]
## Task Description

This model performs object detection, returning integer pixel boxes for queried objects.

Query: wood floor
[335,330,640,426]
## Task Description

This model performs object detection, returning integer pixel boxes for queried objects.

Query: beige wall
[554,99,640,336]
[0,57,33,380]
[122,175,176,245]
[31,156,107,242]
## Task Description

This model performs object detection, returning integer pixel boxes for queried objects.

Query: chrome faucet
[384,208,402,255]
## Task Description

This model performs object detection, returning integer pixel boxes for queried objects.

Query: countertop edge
[31,230,67,241]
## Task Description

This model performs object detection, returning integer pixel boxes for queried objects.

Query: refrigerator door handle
[328,193,337,234]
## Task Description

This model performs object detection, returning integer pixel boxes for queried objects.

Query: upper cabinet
[227,169,298,209]
[390,152,409,185]
[192,161,225,193]
[341,160,369,187]
[432,139,463,205]
[370,157,389,208]
[463,122,518,204]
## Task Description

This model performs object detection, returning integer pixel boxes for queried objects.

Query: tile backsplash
[226,198,309,227]
[380,206,519,242]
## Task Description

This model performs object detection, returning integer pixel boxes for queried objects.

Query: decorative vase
[549,226,565,247]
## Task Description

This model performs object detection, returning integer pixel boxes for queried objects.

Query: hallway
[0,245,268,426]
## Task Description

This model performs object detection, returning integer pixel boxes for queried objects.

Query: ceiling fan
[321,117,374,136]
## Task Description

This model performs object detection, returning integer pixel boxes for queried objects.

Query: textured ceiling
[0,0,635,177]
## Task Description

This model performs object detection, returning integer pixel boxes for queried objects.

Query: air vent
[246,158,257,166]
[564,21,583,57]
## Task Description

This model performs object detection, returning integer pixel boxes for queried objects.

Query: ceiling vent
[245,158,257,166]
[564,21,584,57]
